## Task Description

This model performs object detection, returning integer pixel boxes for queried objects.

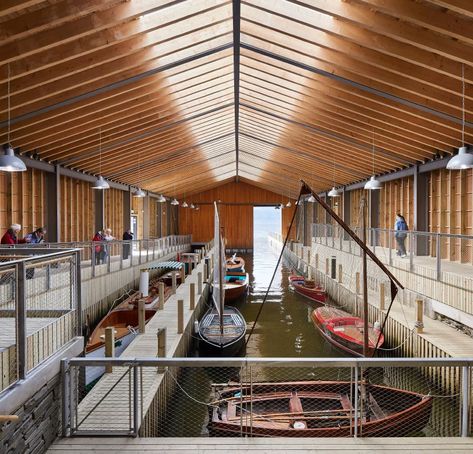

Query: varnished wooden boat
[226,254,245,272]
[225,272,249,302]
[198,306,246,356]
[311,306,384,357]
[209,381,432,437]
[289,274,326,304]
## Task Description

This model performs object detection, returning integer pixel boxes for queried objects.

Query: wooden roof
[1,0,472,198]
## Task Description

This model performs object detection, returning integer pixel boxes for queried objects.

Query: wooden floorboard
[48,437,473,453]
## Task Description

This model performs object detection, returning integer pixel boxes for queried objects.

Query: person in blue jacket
[394,214,408,257]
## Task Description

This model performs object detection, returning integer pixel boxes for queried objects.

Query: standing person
[92,230,105,264]
[394,214,408,257]
[25,227,46,244]
[103,228,115,264]
[122,229,133,260]
[1,224,29,245]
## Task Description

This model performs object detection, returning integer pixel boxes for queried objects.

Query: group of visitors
[92,228,134,264]
[1,224,46,245]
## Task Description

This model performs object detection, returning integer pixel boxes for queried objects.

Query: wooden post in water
[177,299,184,334]
[197,272,203,294]
[338,264,343,284]
[158,282,165,310]
[355,272,360,294]
[105,327,115,374]
[157,328,166,373]
[190,283,195,310]
[379,283,385,311]
[138,299,145,334]
[171,271,177,295]
[315,253,319,270]
[416,299,424,333]
[203,263,208,282]
[325,258,329,275]
[180,265,185,283]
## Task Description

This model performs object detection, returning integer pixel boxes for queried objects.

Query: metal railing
[7,235,192,278]
[62,357,472,438]
[0,248,81,393]
[312,224,473,281]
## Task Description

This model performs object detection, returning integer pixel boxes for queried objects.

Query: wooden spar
[299,180,403,293]
[361,197,369,358]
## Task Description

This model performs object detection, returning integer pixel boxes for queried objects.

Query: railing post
[354,366,359,438]
[338,264,343,284]
[461,366,470,437]
[138,299,145,334]
[133,365,139,436]
[388,229,392,266]
[409,231,414,272]
[416,299,424,334]
[355,272,360,295]
[171,271,177,295]
[177,299,184,334]
[139,240,142,264]
[197,272,203,295]
[436,233,441,281]
[379,283,385,311]
[91,245,96,277]
[61,359,70,437]
[75,250,82,336]
[190,283,195,310]
[17,261,27,380]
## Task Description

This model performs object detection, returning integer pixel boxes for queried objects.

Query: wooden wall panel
[59,175,95,242]
[149,198,158,237]
[104,187,124,239]
[379,176,414,230]
[179,181,296,248]
[0,169,47,237]
[349,188,364,227]
[131,196,144,239]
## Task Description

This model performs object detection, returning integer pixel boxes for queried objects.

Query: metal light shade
[157,194,166,203]
[307,194,316,203]
[0,146,26,172]
[133,188,146,198]
[92,175,110,190]
[328,186,342,197]
[182,201,188,208]
[286,200,292,208]
[190,203,195,209]
[447,146,473,170]
[364,175,383,190]
[171,198,179,206]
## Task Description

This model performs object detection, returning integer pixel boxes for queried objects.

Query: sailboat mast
[219,226,225,336]
[361,197,369,357]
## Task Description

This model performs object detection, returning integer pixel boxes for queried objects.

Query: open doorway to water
[253,206,281,255]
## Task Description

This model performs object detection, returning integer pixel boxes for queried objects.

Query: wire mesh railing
[61,357,472,438]
[0,248,81,392]
[6,235,192,278]
[312,224,473,281]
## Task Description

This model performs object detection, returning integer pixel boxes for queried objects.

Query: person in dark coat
[92,231,105,264]
[25,227,46,244]
[394,214,409,257]
[122,229,133,260]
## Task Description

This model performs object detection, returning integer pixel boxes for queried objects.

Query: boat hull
[311,307,384,357]
[289,275,326,304]
[225,272,249,302]
[209,381,432,438]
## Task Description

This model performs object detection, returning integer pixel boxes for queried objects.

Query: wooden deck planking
[48,437,473,453]
[75,260,207,433]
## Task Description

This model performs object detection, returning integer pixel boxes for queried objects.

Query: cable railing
[312,224,473,281]
[6,235,192,278]
[61,356,472,438]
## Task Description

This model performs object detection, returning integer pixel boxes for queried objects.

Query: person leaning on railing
[394,214,408,258]
[1,223,30,245]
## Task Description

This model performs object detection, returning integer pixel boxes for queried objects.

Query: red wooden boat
[209,381,432,437]
[311,306,384,357]
[289,274,326,304]
[224,272,249,302]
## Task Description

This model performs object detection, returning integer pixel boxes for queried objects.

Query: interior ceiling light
[158,194,166,203]
[190,203,195,209]
[182,201,188,208]
[1,64,26,172]
[133,188,146,198]
[171,198,179,206]
[328,157,341,197]
[364,129,383,190]
[447,64,473,170]
[92,127,109,190]
[286,200,292,208]
[307,194,316,203]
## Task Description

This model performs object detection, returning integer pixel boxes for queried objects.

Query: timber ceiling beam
[232,0,241,179]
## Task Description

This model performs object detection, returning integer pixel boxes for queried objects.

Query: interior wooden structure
[1,0,472,248]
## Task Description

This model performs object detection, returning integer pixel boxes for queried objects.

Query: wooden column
[158,282,165,310]
[46,165,61,242]
[95,190,105,232]
[143,194,150,239]
[105,327,115,373]
[123,187,132,233]
[414,167,429,255]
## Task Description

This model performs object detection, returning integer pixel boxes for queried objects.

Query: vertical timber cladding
[104,187,124,239]
[178,181,296,249]
[132,196,144,239]
[59,175,95,242]
[430,168,473,263]
[379,176,414,231]
[0,169,47,234]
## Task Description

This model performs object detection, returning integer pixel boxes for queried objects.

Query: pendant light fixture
[364,129,382,190]
[171,198,179,206]
[92,127,110,190]
[190,203,195,209]
[0,64,26,172]
[447,63,473,170]
[157,194,166,203]
[286,188,292,207]
[182,201,188,208]
[133,149,145,197]
[328,158,341,197]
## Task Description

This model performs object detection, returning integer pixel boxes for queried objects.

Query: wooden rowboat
[311,306,384,357]
[226,254,245,272]
[209,381,432,437]
[225,272,249,302]
[289,274,326,304]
